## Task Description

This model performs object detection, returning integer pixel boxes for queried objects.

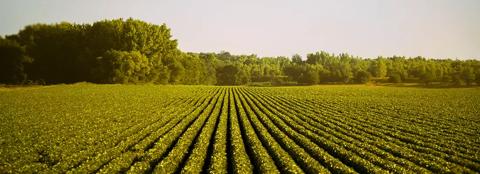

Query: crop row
[247,87,479,173]
[2,85,478,173]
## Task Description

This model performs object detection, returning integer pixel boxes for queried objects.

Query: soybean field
[0,84,479,173]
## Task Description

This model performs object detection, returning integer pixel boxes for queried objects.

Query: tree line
[1,18,479,85]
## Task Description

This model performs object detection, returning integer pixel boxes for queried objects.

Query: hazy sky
[1,0,479,59]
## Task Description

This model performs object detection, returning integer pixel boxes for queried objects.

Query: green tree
[338,61,353,83]
[236,65,251,85]
[420,72,435,85]
[14,23,87,83]
[298,67,319,85]
[388,72,402,83]
[98,50,151,83]
[283,64,303,82]
[369,58,387,78]
[462,66,475,85]
[0,37,31,83]
[11,18,178,84]
[476,73,480,86]
[216,65,239,85]
[164,56,184,84]
[355,70,371,84]
[3,18,480,86]
[292,54,303,64]
[198,53,217,85]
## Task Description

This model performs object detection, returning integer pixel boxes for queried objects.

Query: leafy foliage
[1,19,479,86]
[0,37,31,83]
[1,84,479,173]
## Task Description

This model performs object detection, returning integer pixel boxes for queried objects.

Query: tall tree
[369,57,387,78]
[216,65,239,85]
[0,37,31,83]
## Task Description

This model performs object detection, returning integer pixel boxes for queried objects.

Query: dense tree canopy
[0,19,479,86]
[0,37,31,83]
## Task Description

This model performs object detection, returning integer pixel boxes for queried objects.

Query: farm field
[0,84,479,173]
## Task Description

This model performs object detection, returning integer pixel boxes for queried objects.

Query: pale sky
[1,0,479,59]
